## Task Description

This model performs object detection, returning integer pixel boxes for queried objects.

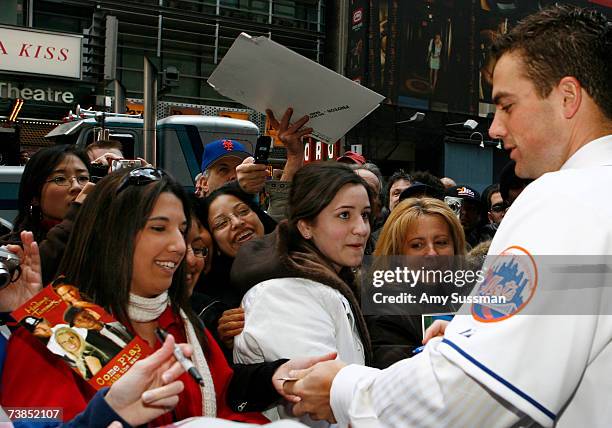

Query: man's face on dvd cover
[73,310,102,330]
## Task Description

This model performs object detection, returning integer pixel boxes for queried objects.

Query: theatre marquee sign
[0,26,82,79]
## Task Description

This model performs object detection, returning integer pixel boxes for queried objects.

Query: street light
[396,112,425,124]
[446,119,478,130]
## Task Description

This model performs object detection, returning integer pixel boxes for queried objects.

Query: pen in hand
[155,327,205,386]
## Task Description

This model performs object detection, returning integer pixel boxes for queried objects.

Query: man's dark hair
[481,183,500,212]
[387,170,412,193]
[409,171,445,200]
[64,305,85,326]
[491,5,611,118]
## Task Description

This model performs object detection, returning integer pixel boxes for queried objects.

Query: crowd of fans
[0,4,609,427]
[0,111,519,427]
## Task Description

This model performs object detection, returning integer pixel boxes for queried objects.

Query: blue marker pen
[412,345,425,355]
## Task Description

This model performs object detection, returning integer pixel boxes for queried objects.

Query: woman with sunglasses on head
[198,182,277,354]
[0,168,277,424]
[2,145,94,285]
[231,162,373,426]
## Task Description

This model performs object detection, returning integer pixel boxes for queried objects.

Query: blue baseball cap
[201,139,251,172]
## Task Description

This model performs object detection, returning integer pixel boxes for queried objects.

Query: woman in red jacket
[0,168,269,425]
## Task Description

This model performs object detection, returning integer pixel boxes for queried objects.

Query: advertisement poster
[360,0,611,116]
[12,278,152,390]
[347,0,370,85]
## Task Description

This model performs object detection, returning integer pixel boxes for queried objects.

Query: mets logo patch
[222,140,234,151]
[471,246,538,322]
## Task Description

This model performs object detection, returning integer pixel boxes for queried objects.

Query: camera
[89,162,109,183]
[0,247,20,290]
[111,159,144,172]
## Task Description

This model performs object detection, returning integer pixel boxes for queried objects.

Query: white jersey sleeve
[330,338,530,428]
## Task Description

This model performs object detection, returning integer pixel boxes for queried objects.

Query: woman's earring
[29,204,42,221]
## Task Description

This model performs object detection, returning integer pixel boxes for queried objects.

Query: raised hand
[266,108,312,158]
[236,157,268,194]
[0,231,43,312]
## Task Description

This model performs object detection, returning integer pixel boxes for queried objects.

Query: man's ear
[201,175,209,196]
[558,76,582,119]
[296,219,313,240]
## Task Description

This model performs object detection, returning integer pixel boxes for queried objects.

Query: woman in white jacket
[230,162,374,426]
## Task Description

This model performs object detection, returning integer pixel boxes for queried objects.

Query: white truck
[0,113,260,224]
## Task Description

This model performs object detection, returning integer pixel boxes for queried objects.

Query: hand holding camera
[111,159,145,172]
[0,231,42,312]
[90,156,151,183]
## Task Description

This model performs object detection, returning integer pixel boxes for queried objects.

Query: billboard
[349,0,611,116]
[0,26,82,79]
[346,0,370,85]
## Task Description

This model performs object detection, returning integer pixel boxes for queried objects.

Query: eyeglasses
[188,246,209,258]
[211,204,252,231]
[490,203,505,213]
[46,175,90,187]
[116,167,166,195]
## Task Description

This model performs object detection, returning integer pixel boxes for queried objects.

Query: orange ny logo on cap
[222,140,234,151]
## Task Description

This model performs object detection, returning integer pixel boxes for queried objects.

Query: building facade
[0,0,326,154]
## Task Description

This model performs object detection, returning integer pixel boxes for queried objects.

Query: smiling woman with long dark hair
[0,168,269,425]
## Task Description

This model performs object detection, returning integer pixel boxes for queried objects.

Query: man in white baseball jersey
[283,5,612,427]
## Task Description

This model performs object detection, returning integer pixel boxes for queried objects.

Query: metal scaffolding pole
[143,57,158,166]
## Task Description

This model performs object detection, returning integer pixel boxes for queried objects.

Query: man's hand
[0,231,43,312]
[273,352,337,403]
[217,307,245,349]
[282,359,347,423]
[104,334,191,426]
[422,319,449,344]
[136,157,153,168]
[236,157,268,194]
[92,152,123,167]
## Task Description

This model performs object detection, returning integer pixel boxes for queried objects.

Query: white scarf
[128,292,217,417]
